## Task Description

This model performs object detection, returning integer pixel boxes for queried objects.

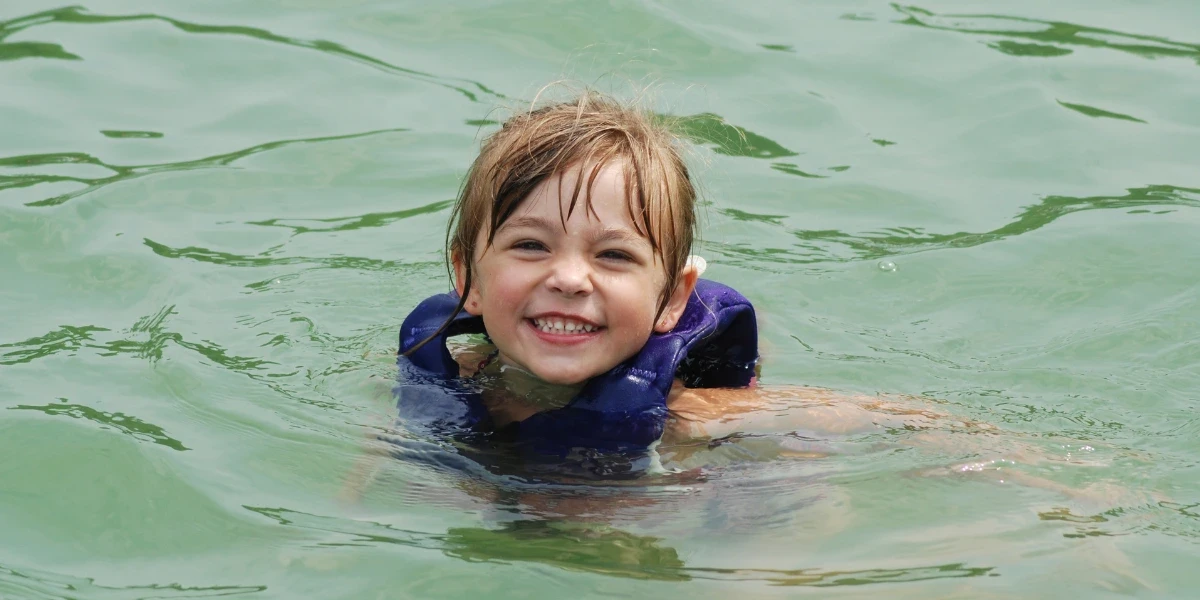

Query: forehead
[512,161,642,229]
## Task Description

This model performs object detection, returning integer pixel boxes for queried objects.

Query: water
[2,0,1198,597]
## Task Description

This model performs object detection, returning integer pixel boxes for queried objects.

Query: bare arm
[662,382,981,443]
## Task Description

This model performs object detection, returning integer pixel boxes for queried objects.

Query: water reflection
[893,4,1200,63]
[8,401,189,451]
[99,129,165,139]
[0,309,294,388]
[770,162,828,178]
[0,561,264,598]
[143,238,420,272]
[0,324,109,366]
[710,183,1200,267]
[254,499,997,586]
[1057,100,1146,124]
[0,6,503,102]
[347,394,1028,583]
[2,3,811,172]
[1,115,802,209]
[442,521,998,586]
[1,109,801,213]
[250,504,689,580]
[989,40,1073,58]
[246,505,444,549]
[673,113,798,159]
[246,199,454,235]
[689,563,995,586]
[443,521,690,581]
[3,5,808,212]
[0,128,407,208]
[0,41,79,61]
[1038,499,1200,542]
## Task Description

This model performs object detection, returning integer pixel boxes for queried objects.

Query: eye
[512,240,548,252]
[598,249,636,262]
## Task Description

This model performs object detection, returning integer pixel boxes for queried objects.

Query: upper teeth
[533,318,596,333]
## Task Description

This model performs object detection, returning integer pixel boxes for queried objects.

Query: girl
[396,91,770,455]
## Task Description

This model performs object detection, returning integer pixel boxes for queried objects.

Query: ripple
[893,4,1200,63]
[3,4,806,204]
[769,162,828,178]
[143,238,412,272]
[673,113,798,159]
[0,6,504,102]
[989,40,1074,57]
[720,208,787,225]
[246,199,453,235]
[443,521,690,581]
[245,505,444,550]
[0,311,277,374]
[1,113,797,209]
[1,128,406,208]
[0,561,264,599]
[247,504,996,585]
[1039,495,1200,543]
[99,129,165,139]
[1057,100,1147,124]
[0,324,109,366]
[0,40,80,62]
[687,562,996,586]
[706,183,1200,268]
[8,400,189,451]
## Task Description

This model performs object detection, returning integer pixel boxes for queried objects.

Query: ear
[452,251,484,316]
[653,263,700,333]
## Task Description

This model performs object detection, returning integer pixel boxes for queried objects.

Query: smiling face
[455,162,696,386]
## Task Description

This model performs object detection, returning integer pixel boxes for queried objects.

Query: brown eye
[599,249,634,262]
[513,240,547,252]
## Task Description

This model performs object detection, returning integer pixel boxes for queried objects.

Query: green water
[2,1,1198,597]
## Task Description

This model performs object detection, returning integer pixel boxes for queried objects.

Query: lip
[525,312,604,346]
[527,311,602,328]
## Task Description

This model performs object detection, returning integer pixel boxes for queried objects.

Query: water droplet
[877,260,896,272]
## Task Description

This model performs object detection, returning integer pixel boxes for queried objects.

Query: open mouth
[529,317,602,335]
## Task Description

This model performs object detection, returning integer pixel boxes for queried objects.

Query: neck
[482,355,583,410]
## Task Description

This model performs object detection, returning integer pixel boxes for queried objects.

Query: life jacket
[395,279,758,455]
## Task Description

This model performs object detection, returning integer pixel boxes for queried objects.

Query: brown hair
[405,90,697,356]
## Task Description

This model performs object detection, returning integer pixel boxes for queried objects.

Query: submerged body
[451,342,889,445]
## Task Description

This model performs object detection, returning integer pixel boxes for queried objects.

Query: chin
[536,372,590,386]
[531,365,601,387]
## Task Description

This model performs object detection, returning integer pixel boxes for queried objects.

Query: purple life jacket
[396,279,757,455]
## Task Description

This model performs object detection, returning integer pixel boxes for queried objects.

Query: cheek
[475,269,526,311]
[611,278,663,331]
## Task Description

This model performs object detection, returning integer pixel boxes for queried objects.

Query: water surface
[2,1,1199,597]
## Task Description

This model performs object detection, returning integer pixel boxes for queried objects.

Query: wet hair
[405,90,697,357]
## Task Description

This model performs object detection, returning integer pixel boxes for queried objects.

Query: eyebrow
[499,216,650,246]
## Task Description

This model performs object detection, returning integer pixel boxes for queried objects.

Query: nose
[545,254,594,297]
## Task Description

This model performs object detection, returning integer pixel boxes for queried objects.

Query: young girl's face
[456,162,694,386]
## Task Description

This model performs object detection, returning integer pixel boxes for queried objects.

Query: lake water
[2,1,1199,597]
